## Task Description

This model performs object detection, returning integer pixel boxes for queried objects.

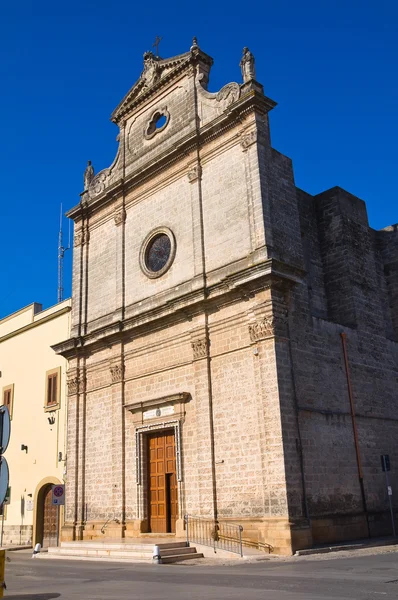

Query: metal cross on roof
[152,35,162,57]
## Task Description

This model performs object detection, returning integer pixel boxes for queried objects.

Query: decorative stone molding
[74,231,84,247]
[187,165,202,183]
[144,107,170,140]
[88,171,109,197]
[110,363,124,383]
[141,51,161,89]
[67,377,79,395]
[240,130,257,151]
[114,209,126,226]
[191,338,209,359]
[216,82,240,104]
[248,314,288,342]
[74,228,90,247]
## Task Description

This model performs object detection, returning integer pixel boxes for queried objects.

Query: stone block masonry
[53,42,398,554]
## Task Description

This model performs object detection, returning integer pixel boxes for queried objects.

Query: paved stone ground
[3,547,398,599]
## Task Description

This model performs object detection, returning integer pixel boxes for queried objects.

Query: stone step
[38,540,203,564]
[160,552,204,564]
[48,547,153,559]
[160,547,197,557]
[59,542,154,552]
[39,554,149,563]
[59,541,188,551]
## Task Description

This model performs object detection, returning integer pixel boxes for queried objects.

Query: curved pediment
[111,44,213,124]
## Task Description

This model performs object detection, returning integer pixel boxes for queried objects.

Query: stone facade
[53,43,398,554]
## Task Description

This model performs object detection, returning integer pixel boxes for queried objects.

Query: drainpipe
[340,332,370,538]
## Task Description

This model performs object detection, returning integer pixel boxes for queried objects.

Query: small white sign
[143,405,175,420]
[26,499,34,511]
[387,486,393,496]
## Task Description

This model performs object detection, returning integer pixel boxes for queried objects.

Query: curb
[1,545,32,552]
[295,538,398,556]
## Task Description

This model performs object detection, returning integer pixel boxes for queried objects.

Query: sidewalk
[0,545,32,552]
[295,535,398,556]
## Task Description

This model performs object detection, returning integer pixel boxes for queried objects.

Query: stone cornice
[0,305,71,344]
[125,392,190,413]
[52,257,304,359]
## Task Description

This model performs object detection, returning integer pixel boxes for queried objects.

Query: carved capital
[191,338,209,360]
[187,165,202,183]
[114,209,126,226]
[240,130,257,151]
[249,313,288,342]
[67,377,79,396]
[110,363,124,383]
[74,228,90,247]
[74,231,83,247]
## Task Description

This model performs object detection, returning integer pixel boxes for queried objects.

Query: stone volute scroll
[240,47,256,83]
[83,160,94,191]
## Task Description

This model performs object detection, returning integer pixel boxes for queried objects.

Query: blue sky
[1,0,397,318]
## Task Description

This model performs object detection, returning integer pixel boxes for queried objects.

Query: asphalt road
[3,549,398,600]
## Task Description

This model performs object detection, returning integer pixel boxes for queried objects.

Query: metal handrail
[184,514,243,556]
[100,517,120,534]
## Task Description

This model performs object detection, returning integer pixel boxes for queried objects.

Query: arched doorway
[33,477,62,547]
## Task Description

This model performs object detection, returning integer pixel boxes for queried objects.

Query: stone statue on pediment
[84,160,94,190]
[240,47,256,83]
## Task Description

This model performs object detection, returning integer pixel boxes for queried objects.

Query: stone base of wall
[368,510,398,538]
[310,513,368,545]
[1,525,32,547]
[222,517,312,555]
[61,511,397,554]
[60,523,75,542]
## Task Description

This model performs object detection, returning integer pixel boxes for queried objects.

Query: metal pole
[340,333,371,537]
[56,505,59,547]
[383,458,396,537]
[185,515,189,546]
[0,508,4,547]
[239,525,243,557]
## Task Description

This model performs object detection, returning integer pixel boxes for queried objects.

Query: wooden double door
[42,485,58,547]
[148,431,178,533]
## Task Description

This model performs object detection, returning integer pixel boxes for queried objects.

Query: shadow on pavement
[4,595,61,599]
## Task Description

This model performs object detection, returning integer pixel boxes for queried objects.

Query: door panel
[148,431,178,533]
[42,486,58,547]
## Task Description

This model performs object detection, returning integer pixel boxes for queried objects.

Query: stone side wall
[0,525,32,547]
[376,224,398,339]
[289,188,398,543]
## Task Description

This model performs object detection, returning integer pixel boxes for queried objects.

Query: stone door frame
[125,392,190,532]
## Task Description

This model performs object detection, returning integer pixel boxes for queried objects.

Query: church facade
[54,41,398,554]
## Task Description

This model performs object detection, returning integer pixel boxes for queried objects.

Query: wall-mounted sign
[143,405,174,421]
[26,499,34,511]
[52,484,65,505]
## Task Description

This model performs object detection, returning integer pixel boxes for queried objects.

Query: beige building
[55,41,397,554]
[0,300,71,547]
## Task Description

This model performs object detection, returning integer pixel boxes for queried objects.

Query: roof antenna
[57,204,70,303]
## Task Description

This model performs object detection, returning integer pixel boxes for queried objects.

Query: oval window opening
[155,114,167,129]
[145,233,171,273]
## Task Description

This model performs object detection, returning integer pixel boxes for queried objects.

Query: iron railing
[184,514,243,556]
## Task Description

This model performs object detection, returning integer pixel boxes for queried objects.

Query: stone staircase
[40,540,203,564]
